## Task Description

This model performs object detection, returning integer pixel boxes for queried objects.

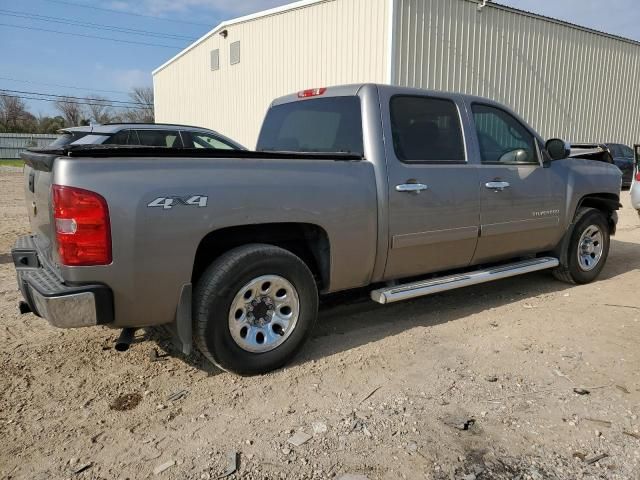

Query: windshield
[257,96,363,155]
[48,131,91,148]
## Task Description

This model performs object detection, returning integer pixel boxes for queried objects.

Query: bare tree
[0,95,33,132]
[120,86,154,123]
[0,96,67,133]
[130,86,154,110]
[54,97,85,127]
[85,96,114,125]
[0,87,154,132]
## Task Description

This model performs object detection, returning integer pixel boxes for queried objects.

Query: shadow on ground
[153,238,640,374]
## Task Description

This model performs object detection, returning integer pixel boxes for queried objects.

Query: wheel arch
[576,193,621,235]
[191,223,331,291]
[552,204,612,284]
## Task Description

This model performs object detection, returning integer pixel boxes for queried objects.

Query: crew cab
[13,84,621,375]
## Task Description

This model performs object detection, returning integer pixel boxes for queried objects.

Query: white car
[630,145,640,214]
[49,123,245,151]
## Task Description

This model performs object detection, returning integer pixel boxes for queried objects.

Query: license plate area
[12,250,40,269]
[28,171,35,193]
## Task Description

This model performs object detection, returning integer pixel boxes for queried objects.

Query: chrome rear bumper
[12,235,113,328]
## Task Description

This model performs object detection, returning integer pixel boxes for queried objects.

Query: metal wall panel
[153,0,389,148]
[394,0,640,146]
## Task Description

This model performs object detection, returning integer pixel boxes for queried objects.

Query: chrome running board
[371,257,559,304]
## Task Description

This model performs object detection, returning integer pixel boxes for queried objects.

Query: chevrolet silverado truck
[12,84,622,375]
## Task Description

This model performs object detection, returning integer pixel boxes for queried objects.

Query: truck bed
[23,145,363,172]
[19,144,378,329]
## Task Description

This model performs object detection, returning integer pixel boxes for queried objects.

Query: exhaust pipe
[115,328,136,352]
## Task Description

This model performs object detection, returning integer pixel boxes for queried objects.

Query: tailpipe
[115,328,136,352]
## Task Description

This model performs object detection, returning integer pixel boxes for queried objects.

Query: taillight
[636,171,640,182]
[52,185,111,266]
[297,87,327,98]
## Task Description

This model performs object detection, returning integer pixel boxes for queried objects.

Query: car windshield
[49,132,91,147]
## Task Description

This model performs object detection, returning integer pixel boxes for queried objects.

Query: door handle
[485,181,510,192]
[395,183,428,193]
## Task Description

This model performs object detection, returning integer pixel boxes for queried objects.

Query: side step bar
[371,257,559,304]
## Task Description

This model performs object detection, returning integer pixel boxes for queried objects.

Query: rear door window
[390,96,465,162]
[182,131,236,149]
[257,97,363,155]
[135,130,183,148]
[104,129,140,145]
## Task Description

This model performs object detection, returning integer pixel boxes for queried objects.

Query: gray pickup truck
[13,84,621,375]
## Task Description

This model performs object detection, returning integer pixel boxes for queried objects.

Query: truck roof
[270,83,539,143]
[271,83,511,108]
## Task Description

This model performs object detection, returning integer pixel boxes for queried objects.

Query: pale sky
[497,0,639,41]
[1,0,636,117]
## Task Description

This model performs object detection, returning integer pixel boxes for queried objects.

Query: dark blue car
[606,143,635,188]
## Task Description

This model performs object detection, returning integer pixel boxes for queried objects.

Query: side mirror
[545,138,570,161]
[498,148,529,164]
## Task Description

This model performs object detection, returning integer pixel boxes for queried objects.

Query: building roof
[153,0,640,76]
[490,1,640,48]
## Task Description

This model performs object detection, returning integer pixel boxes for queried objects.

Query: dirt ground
[1,166,639,480]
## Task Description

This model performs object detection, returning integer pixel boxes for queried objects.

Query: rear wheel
[193,244,318,375]
[552,207,610,284]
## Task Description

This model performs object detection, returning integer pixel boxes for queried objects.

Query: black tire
[193,244,318,375]
[552,207,610,284]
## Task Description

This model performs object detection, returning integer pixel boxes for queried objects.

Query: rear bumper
[12,235,113,328]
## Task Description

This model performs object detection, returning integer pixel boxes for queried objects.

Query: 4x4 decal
[147,195,208,210]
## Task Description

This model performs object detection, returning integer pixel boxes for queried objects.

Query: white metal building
[153,0,640,148]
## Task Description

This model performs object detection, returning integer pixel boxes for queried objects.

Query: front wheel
[193,244,318,375]
[552,207,610,284]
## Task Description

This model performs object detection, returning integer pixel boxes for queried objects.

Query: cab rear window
[257,97,363,155]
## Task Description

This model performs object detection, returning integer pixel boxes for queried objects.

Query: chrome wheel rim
[577,224,603,271]
[228,275,300,353]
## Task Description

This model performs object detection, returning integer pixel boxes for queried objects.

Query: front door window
[472,104,538,165]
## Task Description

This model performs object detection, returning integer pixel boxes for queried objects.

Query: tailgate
[21,151,58,265]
